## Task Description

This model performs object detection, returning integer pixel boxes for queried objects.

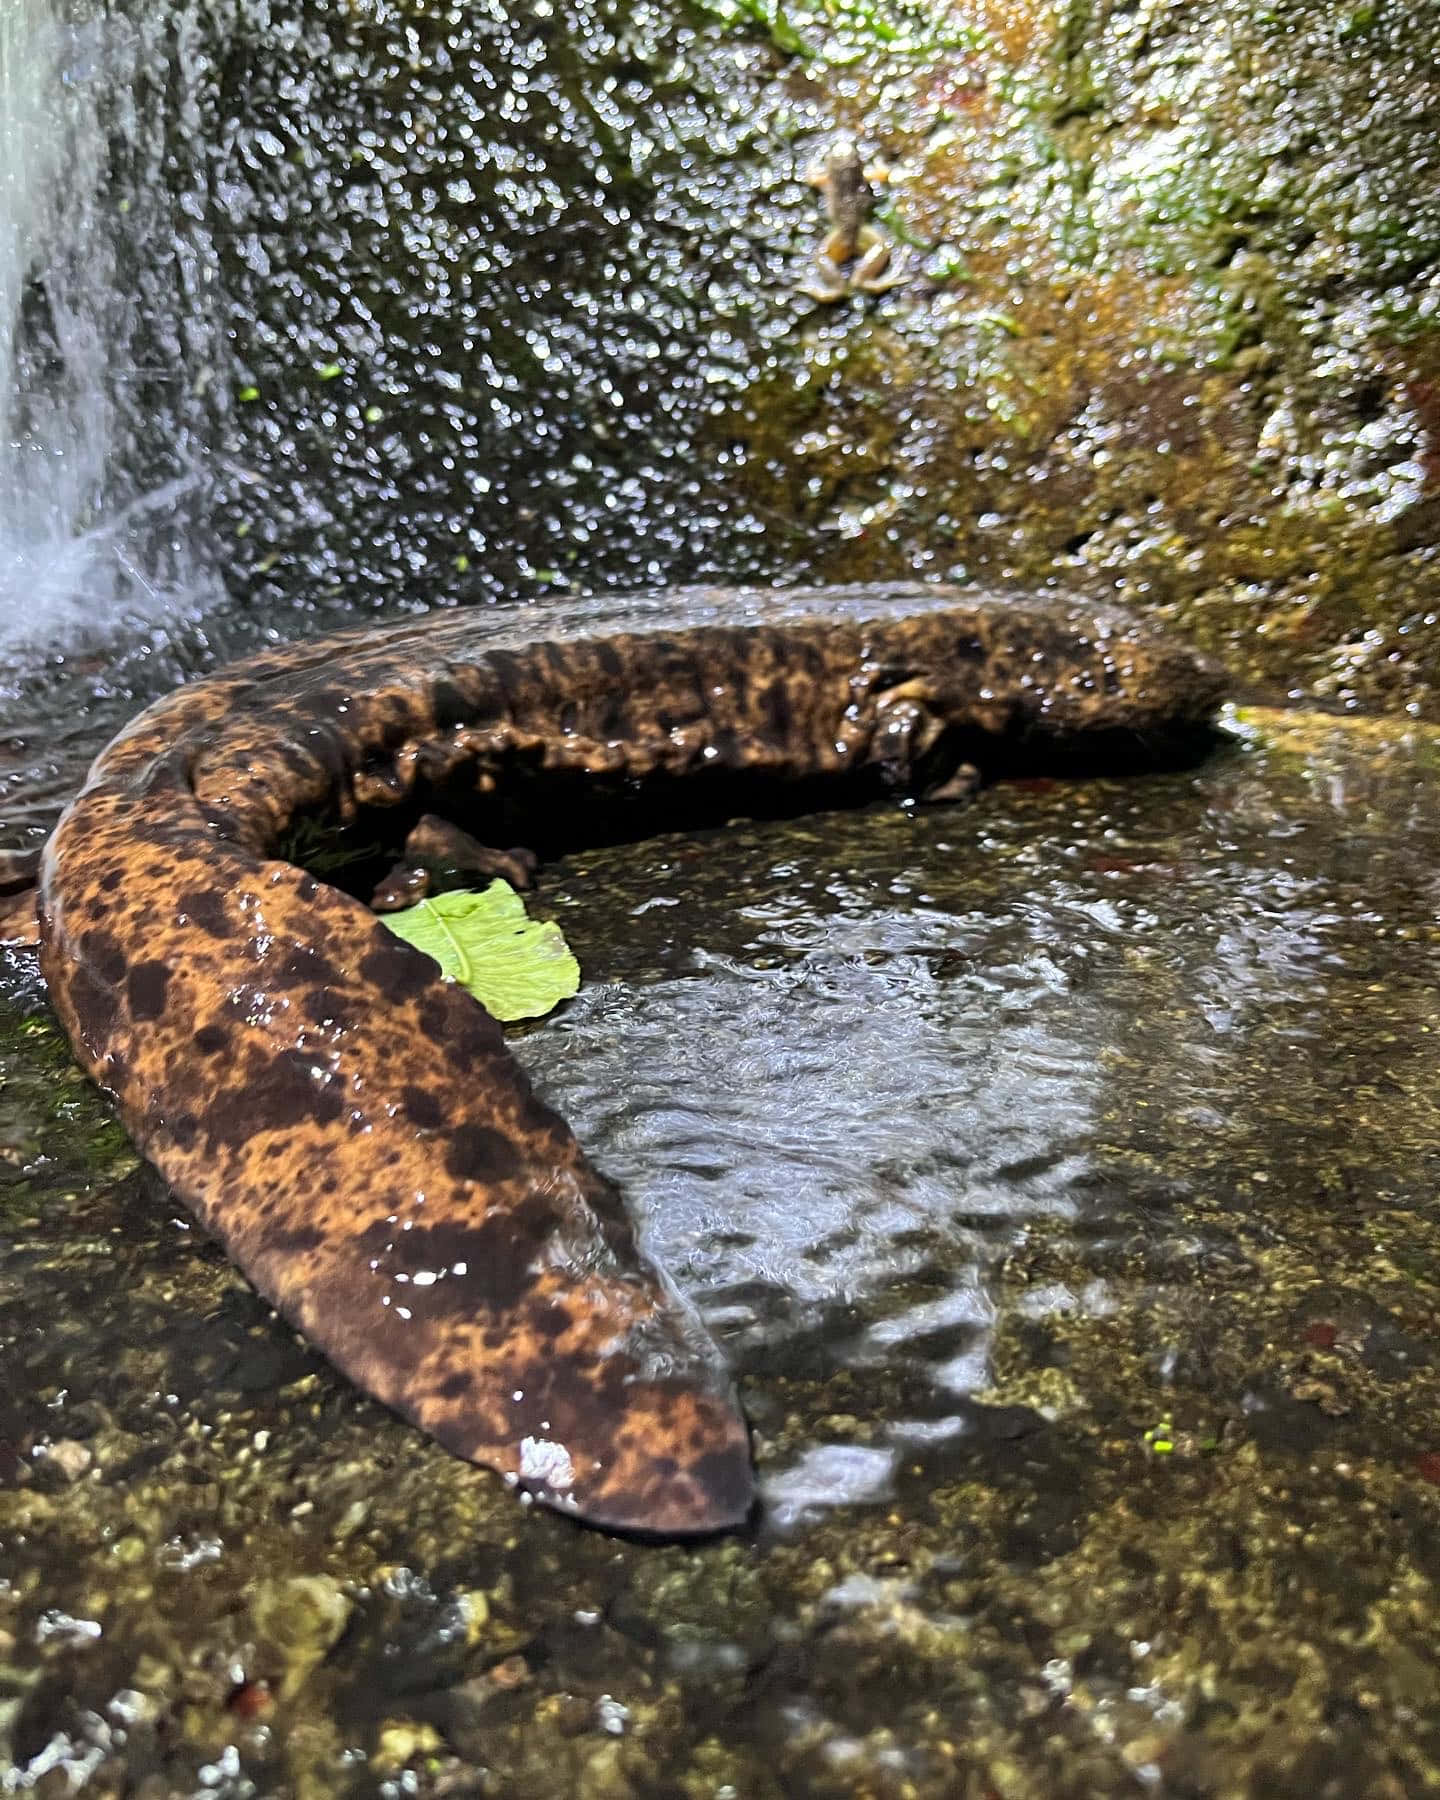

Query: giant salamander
[35,584,1226,1534]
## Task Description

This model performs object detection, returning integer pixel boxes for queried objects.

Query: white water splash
[0,0,225,654]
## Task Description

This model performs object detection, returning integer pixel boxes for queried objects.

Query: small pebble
[42,1440,92,1481]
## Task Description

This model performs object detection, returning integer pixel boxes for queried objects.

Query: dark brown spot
[306,987,354,1031]
[194,1024,229,1055]
[279,944,345,987]
[126,961,170,1021]
[758,678,793,744]
[446,1123,521,1185]
[402,1086,446,1131]
[689,1446,754,1520]
[178,889,232,939]
[356,1212,553,1318]
[487,648,525,703]
[259,1222,325,1255]
[197,805,239,841]
[206,1050,344,1149]
[82,929,126,987]
[598,694,630,740]
[305,726,352,786]
[418,998,449,1039]
[418,989,506,1059]
[431,675,475,730]
[169,1114,199,1151]
[359,939,436,1002]
[530,1300,573,1339]
[66,967,119,1050]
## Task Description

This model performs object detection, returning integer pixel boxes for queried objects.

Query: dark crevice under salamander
[35,584,1227,1535]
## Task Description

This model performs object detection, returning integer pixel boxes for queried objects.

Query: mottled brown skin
[37,584,1226,1535]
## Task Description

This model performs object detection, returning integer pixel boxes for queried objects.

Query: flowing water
[1,3,1439,1797]
[0,0,224,657]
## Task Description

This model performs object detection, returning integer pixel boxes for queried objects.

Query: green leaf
[379,882,580,1022]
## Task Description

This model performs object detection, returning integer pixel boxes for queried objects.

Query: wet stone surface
[2,714,1439,1797]
[199,0,1440,716]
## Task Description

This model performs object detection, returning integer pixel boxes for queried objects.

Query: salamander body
[37,584,1226,1533]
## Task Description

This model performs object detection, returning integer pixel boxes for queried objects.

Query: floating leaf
[379,882,579,1022]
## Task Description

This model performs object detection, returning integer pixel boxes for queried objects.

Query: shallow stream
[3,710,1439,1796]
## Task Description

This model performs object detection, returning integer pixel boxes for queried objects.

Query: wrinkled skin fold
[37,585,1226,1534]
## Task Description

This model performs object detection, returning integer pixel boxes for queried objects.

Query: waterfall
[0,0,225,655]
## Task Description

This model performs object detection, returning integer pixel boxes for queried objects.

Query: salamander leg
[871,690,945,791]
[371,814,538,911]
[871,686,980,804]
[371,863,432,913]
[406,815,537,888]
[920,762,982,805]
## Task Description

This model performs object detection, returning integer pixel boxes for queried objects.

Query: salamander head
[863,601,1228,780]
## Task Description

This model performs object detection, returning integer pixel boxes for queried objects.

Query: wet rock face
[714,0,1440,716]
[195,0,1439,714]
